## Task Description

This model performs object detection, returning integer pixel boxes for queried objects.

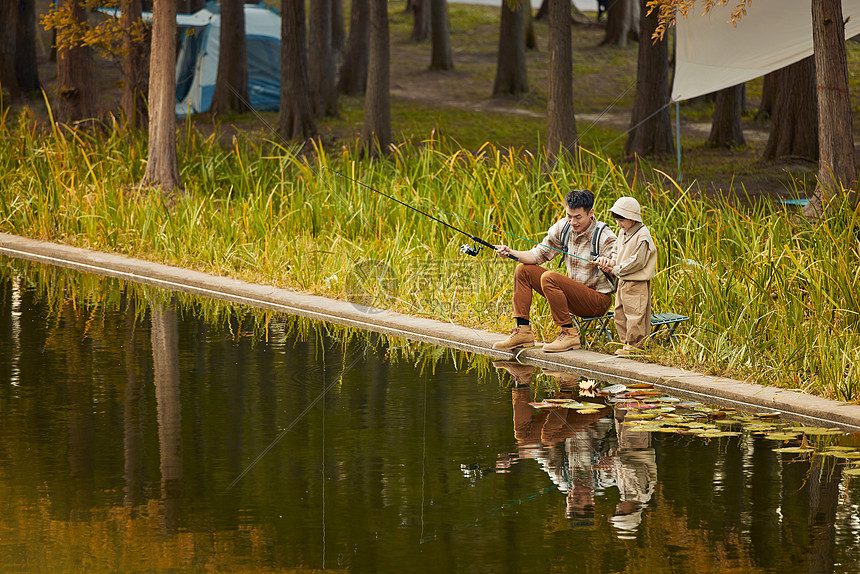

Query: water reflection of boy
[607,409,657,539]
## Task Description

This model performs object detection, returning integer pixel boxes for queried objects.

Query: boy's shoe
[492,325,535,350]
[614,345,639,356]
[542,328,581,353]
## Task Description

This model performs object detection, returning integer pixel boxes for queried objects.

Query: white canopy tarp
[672,0,860,102]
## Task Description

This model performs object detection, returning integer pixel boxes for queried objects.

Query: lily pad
[625,412,658,420]
[774,447,815,454]
[697,431,741,438]
[844,468,860,476]
[799,428,844,436]
[818,451,860,459]
[601,384,627,395]
[716,419,742,427]
[575,402,607,410]
[628,383,655,389]
[744,424,779,432]
[764,433,802,441]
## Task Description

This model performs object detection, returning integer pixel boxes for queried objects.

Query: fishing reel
[460,242,481,257]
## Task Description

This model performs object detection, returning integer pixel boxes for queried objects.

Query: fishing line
[320,165,520,261]
[224,347,365,492]
[321,357,326,570]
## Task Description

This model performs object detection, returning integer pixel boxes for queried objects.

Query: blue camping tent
[174,3,280,116]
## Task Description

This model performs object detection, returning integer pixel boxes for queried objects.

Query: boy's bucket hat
[609,197,642,222]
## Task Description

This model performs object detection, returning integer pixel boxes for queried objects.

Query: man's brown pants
[512,264,611,326]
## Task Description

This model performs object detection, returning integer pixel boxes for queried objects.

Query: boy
[596,197,657,356]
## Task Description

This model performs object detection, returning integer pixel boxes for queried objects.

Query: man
[493,189,617,352]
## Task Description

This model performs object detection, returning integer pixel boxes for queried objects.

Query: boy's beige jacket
[611,223,657,281]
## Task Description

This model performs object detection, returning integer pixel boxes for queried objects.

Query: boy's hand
[596,256,614,273]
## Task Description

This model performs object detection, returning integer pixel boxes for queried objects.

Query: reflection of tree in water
[63,301,96,520]
[151,298,182,534]
[124,303,145,509]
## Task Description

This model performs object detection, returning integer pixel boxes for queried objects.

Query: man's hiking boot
[541,369,579,390]
[543,327,581,353]
[492,361,534,387]
[492,325,535,351]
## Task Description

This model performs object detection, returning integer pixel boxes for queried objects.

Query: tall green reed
[1,113,859,400]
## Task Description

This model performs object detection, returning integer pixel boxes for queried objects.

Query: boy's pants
[615,279,651,348]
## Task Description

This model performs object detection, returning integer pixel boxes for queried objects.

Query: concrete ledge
[3,232,859,431]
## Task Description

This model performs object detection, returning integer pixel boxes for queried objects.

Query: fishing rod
[437,209,596,264]
[226,84,517,262]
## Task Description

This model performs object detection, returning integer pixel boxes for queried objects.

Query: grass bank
[1,114,859,401]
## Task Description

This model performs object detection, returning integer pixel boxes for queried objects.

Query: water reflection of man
[494,363,613,525]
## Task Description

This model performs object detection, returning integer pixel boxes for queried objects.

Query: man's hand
[495,245,513,259]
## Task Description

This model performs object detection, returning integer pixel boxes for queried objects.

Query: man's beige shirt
[528,217,617,294]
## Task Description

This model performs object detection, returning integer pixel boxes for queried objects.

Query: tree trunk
[410,0,431,41]
[178,0,204,12]
[144,0,181,193]
[493,0,528,96]
[525,2,536,50]
[121,0,149,129]
[0,0,20,103]
[210,0,248,114]
[546,0,576,163]
[761,57,817,163]
[601,0,638,47]
[359,0,391,157]
[280,0,317,139]
[332,0,345,52]
[309,0,338,116]
[624,0,673,158]
[15,0,40,94]
[805,0,857,219]
[338,0,370,95]
[756,72,775,120]
[429,0,453,70]
[535,0,547,21]
[56,0,97,124]
[707,84,745,148]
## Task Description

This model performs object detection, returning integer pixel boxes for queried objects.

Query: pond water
[1,262,860,573]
